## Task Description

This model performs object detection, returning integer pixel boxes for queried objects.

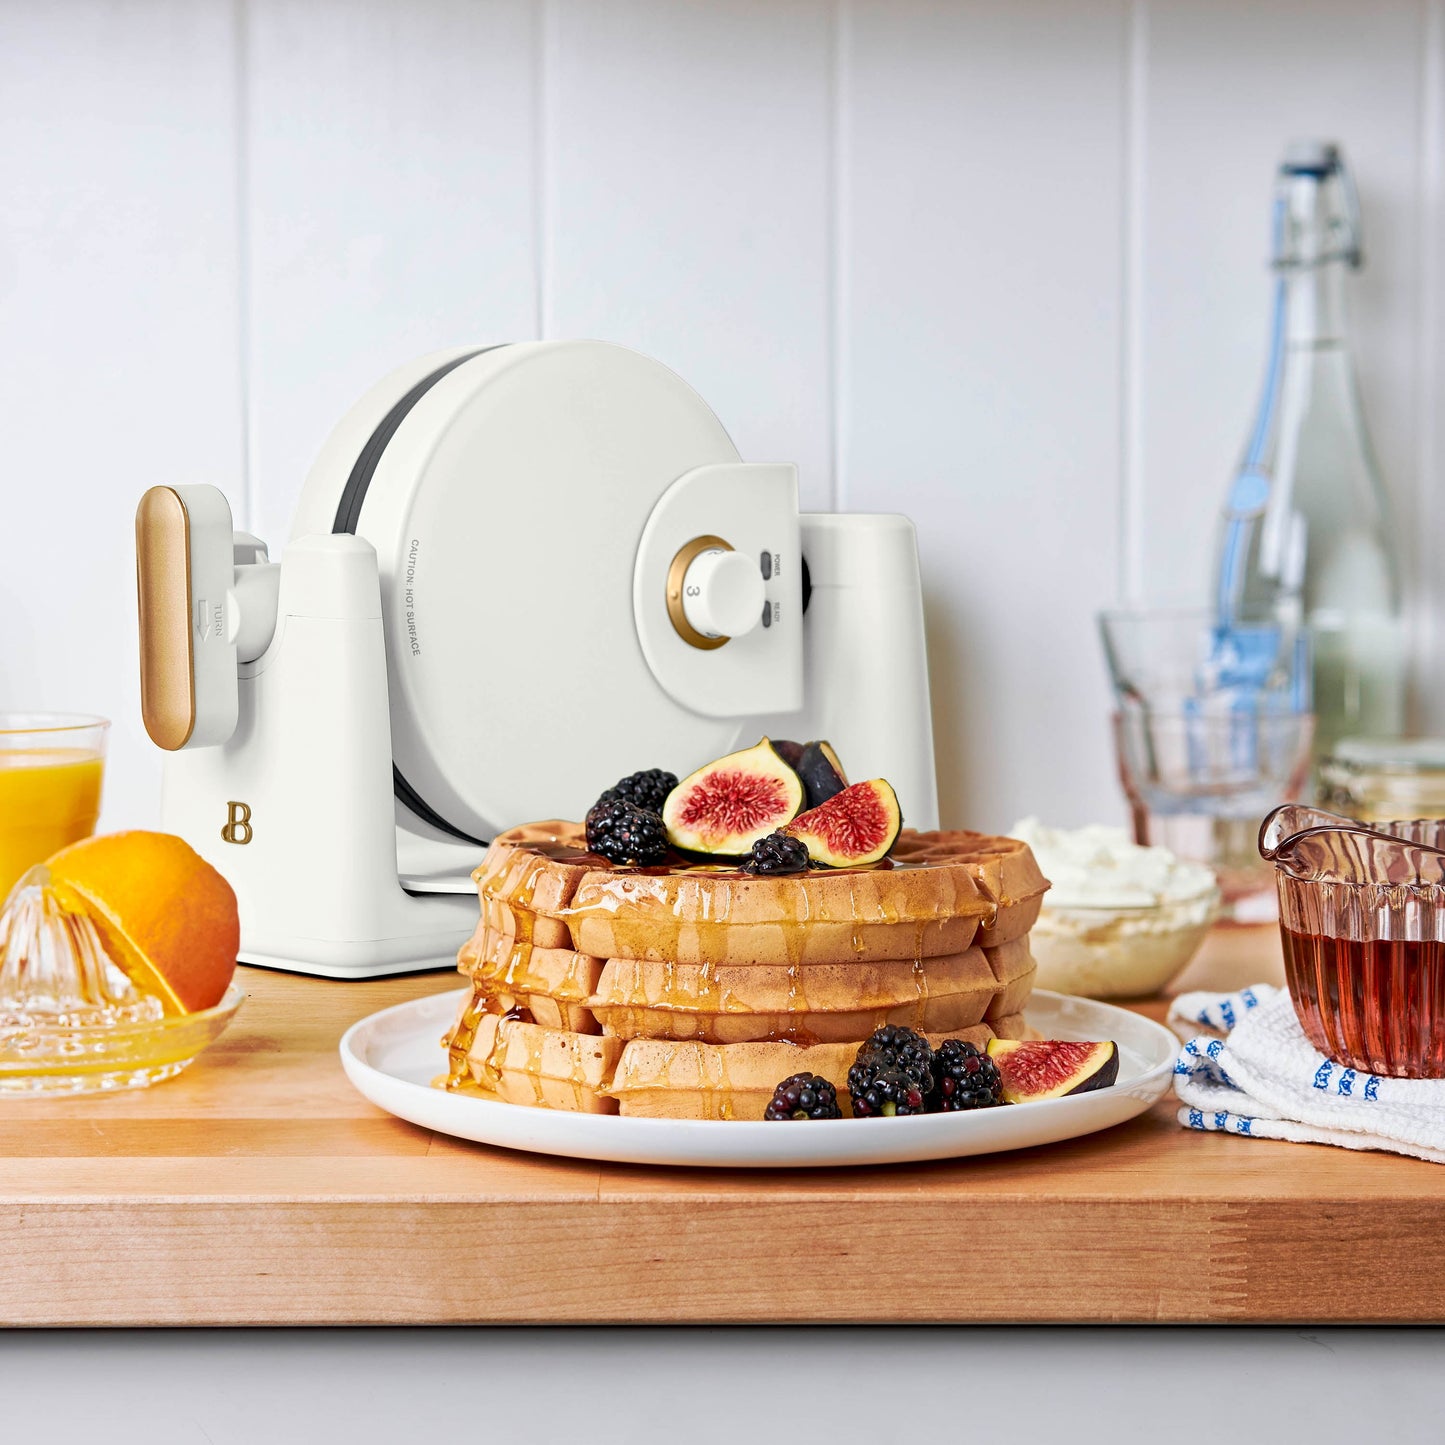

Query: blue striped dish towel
[1168,985,1445,1164]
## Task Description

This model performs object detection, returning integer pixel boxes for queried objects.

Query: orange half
[46,831,240,1014]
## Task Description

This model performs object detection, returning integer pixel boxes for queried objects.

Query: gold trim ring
[666,535,733,651]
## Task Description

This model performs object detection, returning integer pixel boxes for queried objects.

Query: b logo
[222,800,253,845]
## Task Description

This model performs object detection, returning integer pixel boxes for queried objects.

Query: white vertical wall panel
[844,0,1128,831]
[545,0,834,508]
[1136,0,1425,616]
[0,1,243,830]
[244,0,539,546]
[1416,0,1445,733]
[4,0,1442,845]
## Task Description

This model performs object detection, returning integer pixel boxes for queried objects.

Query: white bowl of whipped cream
[1009,818,1221,999]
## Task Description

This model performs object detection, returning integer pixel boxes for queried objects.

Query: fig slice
[985,1039,1119,1103]
[796,740,848,809]
[662,738,805,856]
[782,778,901,868]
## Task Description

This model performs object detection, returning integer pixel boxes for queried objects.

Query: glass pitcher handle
[1258,803,1357,860]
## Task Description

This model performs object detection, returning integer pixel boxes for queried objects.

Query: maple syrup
[1281,925,1445,1078]
[443,988,486,1089]
[1261,805,1445,1078]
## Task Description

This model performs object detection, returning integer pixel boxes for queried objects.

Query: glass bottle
[1212,141,1405,762]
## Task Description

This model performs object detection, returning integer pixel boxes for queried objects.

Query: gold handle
[135,486,197,750]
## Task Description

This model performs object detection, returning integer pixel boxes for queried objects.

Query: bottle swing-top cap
[1274,138,1362,269]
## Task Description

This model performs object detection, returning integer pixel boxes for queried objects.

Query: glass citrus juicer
[1260,804,1445,1078]
[0,838,243,1095]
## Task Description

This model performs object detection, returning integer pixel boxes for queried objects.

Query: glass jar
[1318,738,1445,822]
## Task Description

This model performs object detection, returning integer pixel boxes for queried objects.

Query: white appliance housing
[138,342,938,978]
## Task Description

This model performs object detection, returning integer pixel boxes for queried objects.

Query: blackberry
[929,1038,1003,1112]
[596,768,678,816]
[847,1057,927,1118]
[764,1072,842,1121]
[745,830,811,875]
[584,797,669,866]
[855,1024,934,1093]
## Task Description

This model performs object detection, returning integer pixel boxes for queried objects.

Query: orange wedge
[45,831,239,1014]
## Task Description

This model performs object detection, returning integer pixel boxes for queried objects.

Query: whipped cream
[1009,818,1217,910]
[1009,819,1220,997]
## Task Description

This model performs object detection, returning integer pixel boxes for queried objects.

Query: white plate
[339,989,1178,1169]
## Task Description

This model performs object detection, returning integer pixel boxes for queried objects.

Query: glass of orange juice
[0,714,109,902]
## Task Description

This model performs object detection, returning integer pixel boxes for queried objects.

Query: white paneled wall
[5,0,1443,837]
[547,0,835,506]
[244,0,540,546]
[845,0,1126,834]
[0,1,243,836]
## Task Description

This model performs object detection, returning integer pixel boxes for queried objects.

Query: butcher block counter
[2,927,1442,1327]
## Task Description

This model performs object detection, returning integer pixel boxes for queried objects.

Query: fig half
[770,739,806,769]
[782,778,901,868]
[796,740,848,809]
[985,1039,1119,1104]
[662,738,805,856]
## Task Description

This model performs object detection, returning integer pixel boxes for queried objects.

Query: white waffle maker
[136,341,938,977]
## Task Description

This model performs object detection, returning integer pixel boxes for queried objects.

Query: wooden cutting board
[2,928,1442,1325]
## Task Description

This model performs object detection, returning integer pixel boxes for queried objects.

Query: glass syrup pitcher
[1259,804,1445,1077]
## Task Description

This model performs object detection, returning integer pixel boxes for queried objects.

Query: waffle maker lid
[292,341,749,842]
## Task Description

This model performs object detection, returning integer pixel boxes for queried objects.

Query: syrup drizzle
[445,849,548,1089]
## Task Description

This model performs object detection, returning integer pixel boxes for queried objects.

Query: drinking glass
[1099,606,1306,713]
[1114,707,1314,922]
[1100,607,1313,923]
[0,714,109,900]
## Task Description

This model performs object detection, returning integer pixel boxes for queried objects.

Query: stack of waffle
[440,822,1049,1120]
